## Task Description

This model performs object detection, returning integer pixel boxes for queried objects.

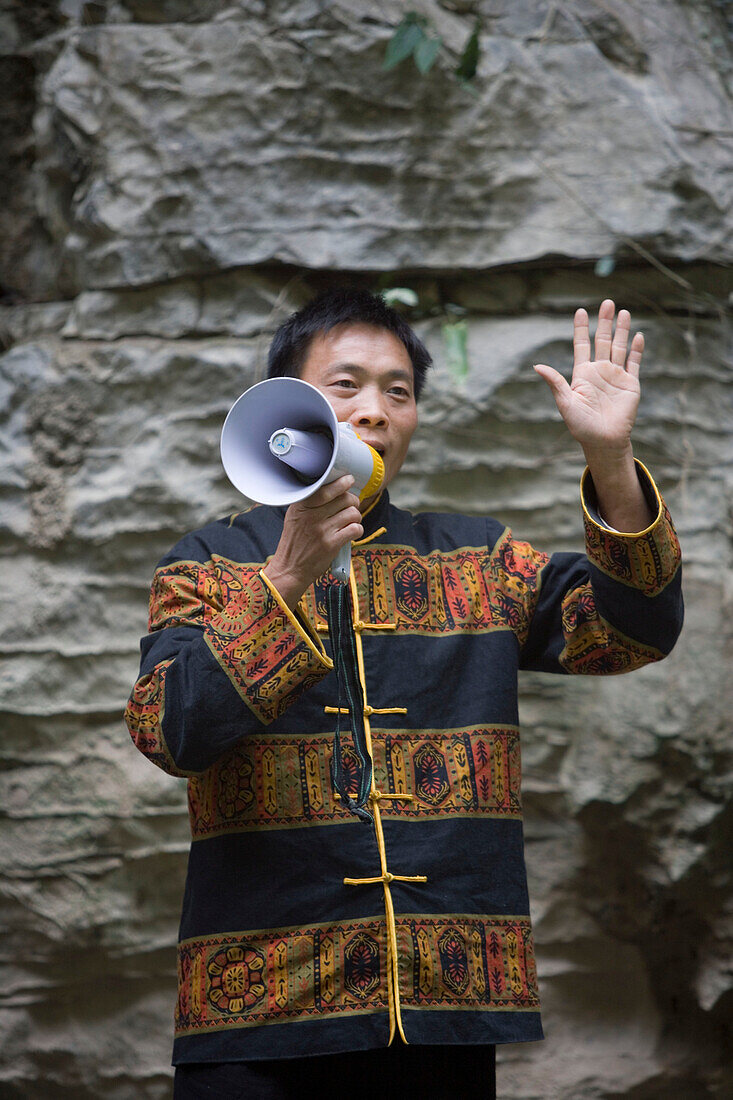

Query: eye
[388,385,411,398]
[332,378,358,390]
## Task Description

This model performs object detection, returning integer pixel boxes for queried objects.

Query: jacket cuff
[204,570,332,724]
[581,459,681,597]
[258,570,333,664]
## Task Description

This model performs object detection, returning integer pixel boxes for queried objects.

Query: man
[126,288,683,1098]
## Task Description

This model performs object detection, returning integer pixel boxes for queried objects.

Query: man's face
[299,323,418,498]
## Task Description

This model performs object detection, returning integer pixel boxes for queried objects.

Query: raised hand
[534,299,654,532]
[533,299,644,454]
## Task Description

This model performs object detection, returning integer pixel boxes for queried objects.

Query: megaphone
[220,377,384,582]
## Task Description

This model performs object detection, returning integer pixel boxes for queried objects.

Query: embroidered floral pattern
[175,914,539,1037]
[130,558,332,770]
[124,660,190,777]
[560,583,665,674]
[217,755,255,819]
[344,932,381,1000]
[186,727,522,838]
[437,927,470,996]
[203,571,330,724]
[301,535,548,645]
[583,500,681,596]
[413,743,451,806]
[148,555,257,632]
[393,560,429,621]
[207,944,267,1014]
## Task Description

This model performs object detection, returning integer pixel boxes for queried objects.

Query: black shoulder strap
[325,581,373,823]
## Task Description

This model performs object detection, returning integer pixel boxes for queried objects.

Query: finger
[286,491,358,533]
[626,332,644,379]
[326,514,364,551]
[534,363,573,410]
[333,504,363,530]
[594,298,615,362]
[573,308,591,368]
[303,492,360,524]
[304,475,355,508]
[611,309,631,367]
[333,519,364,544]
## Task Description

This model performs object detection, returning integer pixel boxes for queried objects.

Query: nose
[349,389,388,429]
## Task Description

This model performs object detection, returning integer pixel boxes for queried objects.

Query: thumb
[533,363,572,410]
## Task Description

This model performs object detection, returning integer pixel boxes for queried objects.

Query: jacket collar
[358,489,390,541]
[272,488,390,540]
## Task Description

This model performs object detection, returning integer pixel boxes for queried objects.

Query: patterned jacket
[125,462,683,1064]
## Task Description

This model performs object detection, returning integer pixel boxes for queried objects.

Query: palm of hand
[534,300,644,451]
[564,357,640,446]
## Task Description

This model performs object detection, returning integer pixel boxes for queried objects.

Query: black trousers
[174,1044,497,1099]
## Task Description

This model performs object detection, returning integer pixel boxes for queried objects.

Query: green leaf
[457,78,480,98]
[594,255,616,277]
[383,18,425,71]
[414,35,442,74]
[442,320,470,382]
[455,21,480,81]
[381,287,419,307]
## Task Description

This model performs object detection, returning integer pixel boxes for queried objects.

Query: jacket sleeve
[125,547,333,777]
[517,460,683,674]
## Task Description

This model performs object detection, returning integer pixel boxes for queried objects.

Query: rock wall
[1,2,731,1097]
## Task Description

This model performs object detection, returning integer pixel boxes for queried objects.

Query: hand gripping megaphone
[220,377,384,582]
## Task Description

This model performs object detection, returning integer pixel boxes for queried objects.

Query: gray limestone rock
[18,1,731,293]
[1,1,731,1097]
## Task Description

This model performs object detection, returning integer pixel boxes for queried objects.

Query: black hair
[267,287,432,399]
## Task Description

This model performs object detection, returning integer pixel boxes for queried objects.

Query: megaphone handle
[331,543,351,584]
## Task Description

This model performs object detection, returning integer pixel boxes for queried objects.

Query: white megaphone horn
[220,377,384,582]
